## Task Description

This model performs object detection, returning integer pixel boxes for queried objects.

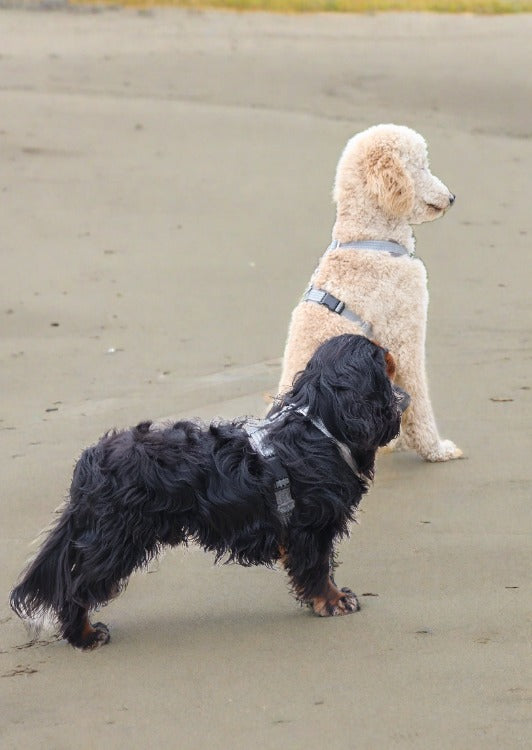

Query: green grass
[69,0,532,13]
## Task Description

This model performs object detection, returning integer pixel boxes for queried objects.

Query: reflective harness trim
[243,407,363,524]
[245,422,294,517]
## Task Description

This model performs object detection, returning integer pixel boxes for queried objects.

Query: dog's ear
[330,381,401,451]
[370,341,397,382]
[286,335,402,452]
[384,351,397,381]
[364,149,414,217]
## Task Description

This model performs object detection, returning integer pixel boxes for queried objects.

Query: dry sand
[1,7,531,749]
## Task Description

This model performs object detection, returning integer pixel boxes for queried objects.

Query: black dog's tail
[10,440,119,641]
[10,432,176,645]
[10,505,78,636]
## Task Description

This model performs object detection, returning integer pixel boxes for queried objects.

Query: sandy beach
[1,7,531,748]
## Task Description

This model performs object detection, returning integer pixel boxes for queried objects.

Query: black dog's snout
[449,193,456,205]
[393,385,411,414]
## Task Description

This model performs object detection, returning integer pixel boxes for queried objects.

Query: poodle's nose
[449,193,456,204]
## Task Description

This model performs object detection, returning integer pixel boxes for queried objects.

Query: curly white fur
[279,124,462,462]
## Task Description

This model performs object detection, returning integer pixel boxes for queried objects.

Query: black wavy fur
[10,334,405,650]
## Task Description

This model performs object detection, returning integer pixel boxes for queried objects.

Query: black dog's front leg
[281,533,360,617]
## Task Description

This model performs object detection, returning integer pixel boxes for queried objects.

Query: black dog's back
[11,418,284,647]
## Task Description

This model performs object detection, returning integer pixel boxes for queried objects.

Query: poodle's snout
[449,193,456,205]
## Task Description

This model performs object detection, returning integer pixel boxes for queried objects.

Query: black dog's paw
[80,622,110,651]
[339,588,360,613]
[311,587,360,617]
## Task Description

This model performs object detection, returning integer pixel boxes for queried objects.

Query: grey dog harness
[303,288,373,335]
[327,239,410,257]
[244,414,294,518]
[244,407,361,523]
[303,239,410,335]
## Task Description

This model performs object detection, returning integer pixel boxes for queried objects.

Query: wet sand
[1,8,531,749]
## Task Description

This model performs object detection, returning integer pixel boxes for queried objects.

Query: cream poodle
[278,124,462,462]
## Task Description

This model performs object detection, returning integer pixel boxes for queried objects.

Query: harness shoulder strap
[244,418,295,521]
[295,407,364,481]
[303,287,373,337]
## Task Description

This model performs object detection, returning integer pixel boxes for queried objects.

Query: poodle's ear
[364,150,414,217]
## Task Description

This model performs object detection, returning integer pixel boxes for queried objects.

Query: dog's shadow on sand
[103,597,343,654]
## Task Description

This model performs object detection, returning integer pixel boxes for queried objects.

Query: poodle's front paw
[425,439,463,462]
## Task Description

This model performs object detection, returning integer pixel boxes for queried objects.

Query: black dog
[11,334,409,650]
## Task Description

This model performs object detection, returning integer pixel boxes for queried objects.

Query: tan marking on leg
[384,351,397,381]
[76,612,110,651]
[80,614,97,641]
[311,578,360,617]
[278,545,288,568]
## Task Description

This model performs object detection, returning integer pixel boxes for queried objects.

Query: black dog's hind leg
[283,535,360,617]
[61,603,110,651]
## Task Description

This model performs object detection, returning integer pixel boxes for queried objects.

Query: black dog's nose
[393,385,411,414]
[449,193,456,204]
